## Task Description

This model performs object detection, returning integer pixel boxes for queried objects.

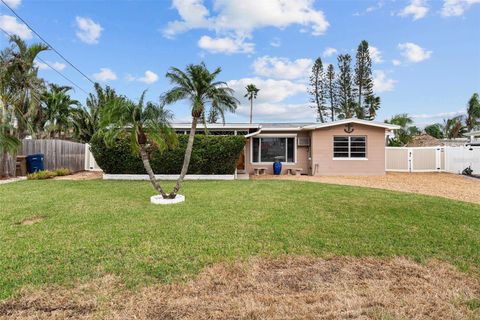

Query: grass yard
[1,179,480,302]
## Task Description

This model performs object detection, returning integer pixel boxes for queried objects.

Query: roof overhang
[302,118,400,131]
[171,123,261,130]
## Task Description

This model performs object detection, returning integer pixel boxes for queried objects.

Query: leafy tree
[162,63,238,198]
[207,108,219,124]
[424,123,444,139]
[336,54,356,119]
[466,93,480,131]
[309,57,327,123]
[354,40,375,119]
[244,84,259,124]
[385,114,416,146]
[40,84,80,138]
[101,91,177,197]
[325,64,337,121]
[443,116,466,139]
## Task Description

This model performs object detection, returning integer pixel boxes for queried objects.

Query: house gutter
[245,127,262,138]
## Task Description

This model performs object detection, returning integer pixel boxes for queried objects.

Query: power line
[0,27,89,95]
[1,0,96,85]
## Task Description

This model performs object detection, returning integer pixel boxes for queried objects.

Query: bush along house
[172,119,400,176]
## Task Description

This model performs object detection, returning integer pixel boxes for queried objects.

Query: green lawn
[1,179,479,299]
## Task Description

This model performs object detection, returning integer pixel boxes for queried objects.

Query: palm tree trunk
[170,116,198,197]
[139,145,167,198]
[249,99,253,124]
[0,151,7,178]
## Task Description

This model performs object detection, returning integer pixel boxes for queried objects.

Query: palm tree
[443,116,467,139]
[162,63,238,198]
[5,35,48,138]
[466,93,480,131]
[385,113,416,146]
[244,84,260,124]
[72,83,121,143]
[101,91,177,197]
[41,84,80,139]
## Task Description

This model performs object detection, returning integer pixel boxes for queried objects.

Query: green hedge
[90,134,246,175]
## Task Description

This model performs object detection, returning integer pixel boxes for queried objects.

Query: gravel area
[255,172,480,204]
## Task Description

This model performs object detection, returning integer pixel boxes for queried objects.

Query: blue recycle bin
[26,154,45,173]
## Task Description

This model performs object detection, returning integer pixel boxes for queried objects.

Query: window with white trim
[252,137,295,163]
[333,136,367,158]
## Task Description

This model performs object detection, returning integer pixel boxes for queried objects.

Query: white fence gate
[386,146,480,174]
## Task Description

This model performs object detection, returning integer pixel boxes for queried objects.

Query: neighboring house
[466,130,480,143]
[173,119,399,176]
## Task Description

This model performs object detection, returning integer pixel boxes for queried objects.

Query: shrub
[90,134,246,175]
[27,170,57,180]
[53,168,72,176]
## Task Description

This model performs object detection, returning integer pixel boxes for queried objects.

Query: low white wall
[103,174,235,181]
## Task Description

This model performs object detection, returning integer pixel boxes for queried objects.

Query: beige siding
[310,124,386,176]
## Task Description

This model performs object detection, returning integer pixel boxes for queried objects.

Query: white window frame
[333,136,368,160]
[250,134,297,165]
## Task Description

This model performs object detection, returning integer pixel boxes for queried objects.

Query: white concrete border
[0,177,27,185]
[151,194,185,205]
[103,174,235,181]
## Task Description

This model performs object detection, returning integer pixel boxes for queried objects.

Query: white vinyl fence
[84,144,102,171]
[386,146,480,174]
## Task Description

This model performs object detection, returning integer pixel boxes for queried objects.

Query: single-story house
[172,119,400,176]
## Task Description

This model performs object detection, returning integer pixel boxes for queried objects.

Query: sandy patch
[18,217,44,226]
[1,257,479,319]
[254,172,480,204]
[53,171,102,181]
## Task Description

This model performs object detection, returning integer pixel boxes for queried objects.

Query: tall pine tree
[336,54,356,119]
[354,40,375,119]
[325,64,337,121]
[309,57,327,122]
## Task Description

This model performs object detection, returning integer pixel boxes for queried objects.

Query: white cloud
[252,56,312,80]
[441,0,480,16]
[93,68,117,82]
[227,77,306,104]
[392,59,402,66]
[412,110,465,119]
[322,47,337,57]
[163,0,329,38]
[398,42,432,63]
[126,70,159,84]
[398,0,429,20]
[198,35,254,54]
[270,37,281,47]
[373,70,396,92]
[369,46,383,63]
[34,61,66,71]
[3,0,21,8]
[75,16,103,44]
[236,102,316,121]
[0,15,32,39]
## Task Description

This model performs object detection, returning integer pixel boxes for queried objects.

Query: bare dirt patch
[255,172,480,204]
[1,257,479,319]
[17,216,44,226]
[53,171,102,181]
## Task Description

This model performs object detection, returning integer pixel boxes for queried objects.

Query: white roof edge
[171,123,260,129]
[302,118,400,130]
[466,130,480,136]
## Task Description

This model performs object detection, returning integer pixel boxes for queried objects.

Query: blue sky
[1,0,479,125]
